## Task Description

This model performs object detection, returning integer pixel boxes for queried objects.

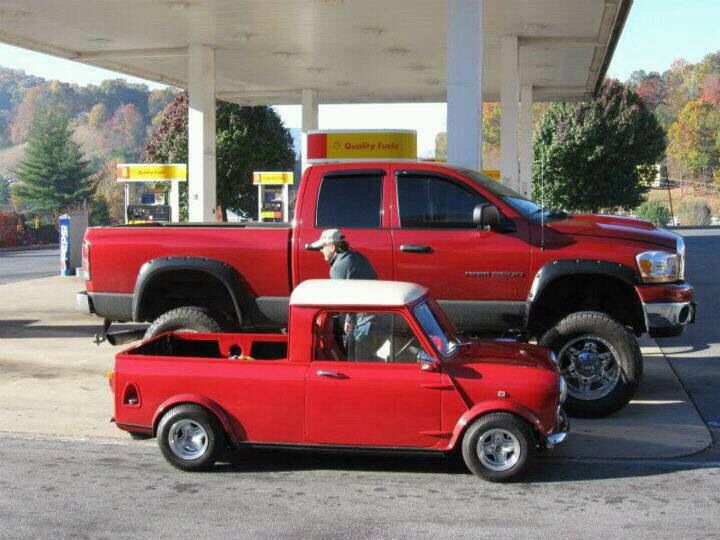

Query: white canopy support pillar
[169,182,180,222]
[188,44,217,222]
[301,89,319,172]
[500,35,520,191]
[519,84,534,198]
[446,0,483,170]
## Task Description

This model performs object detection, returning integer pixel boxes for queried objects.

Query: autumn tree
[668,100,720,180]
[94,158,126,224]
[106,103,146,160]
[12,109,95,217]
[142,93,296,219]
[9,86,47,144]
[699,73,720,106]
[87,103,109,128]
[635,72,665,111]
[148,88,177,120]
[9,80,88,144]
[533,80,666,213]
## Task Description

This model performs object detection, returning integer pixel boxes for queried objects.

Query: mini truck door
[305,308,442,448]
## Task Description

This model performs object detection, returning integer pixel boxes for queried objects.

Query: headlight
[558,375,568,404]
[636,251,678,283]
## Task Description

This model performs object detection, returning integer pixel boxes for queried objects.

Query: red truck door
[305,311,442,448]
[294,167,394,283]
[389,166,531,331]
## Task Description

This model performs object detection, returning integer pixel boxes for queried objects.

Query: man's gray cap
[308,228,345,249]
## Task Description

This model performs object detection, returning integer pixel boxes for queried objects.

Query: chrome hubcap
[559,335,620,400]
[168,419,208,460]
[477,429,521,472]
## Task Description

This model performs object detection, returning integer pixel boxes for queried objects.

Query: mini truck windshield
[414,301,467,356]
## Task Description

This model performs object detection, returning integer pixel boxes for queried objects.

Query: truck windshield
[414,301,466,356]
[454,167,543,218]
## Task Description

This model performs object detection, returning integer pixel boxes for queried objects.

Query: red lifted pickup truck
[80,160,695,418]
[111,279,568,482]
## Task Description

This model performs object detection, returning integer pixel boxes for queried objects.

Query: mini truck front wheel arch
[461,412,535,482]
[157,404,224,471]
[540,311,642,418]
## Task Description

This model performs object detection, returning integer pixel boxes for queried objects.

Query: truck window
[316,175,383,228]
[397,174,487,229]
[314,311,424,364]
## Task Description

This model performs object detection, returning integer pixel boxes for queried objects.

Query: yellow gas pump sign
[117,164,187,182]
[253,172,294,185]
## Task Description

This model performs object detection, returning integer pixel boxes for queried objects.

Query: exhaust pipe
[106,329,146,346]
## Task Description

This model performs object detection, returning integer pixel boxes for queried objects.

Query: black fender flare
[526,259,641,325]
[132,257,252,323]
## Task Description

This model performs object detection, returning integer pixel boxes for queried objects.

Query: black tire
[129,431,152,440]
[144,306,224,340]
[539,311,642,419]
[461,412,535,482]
[157,404,224,472]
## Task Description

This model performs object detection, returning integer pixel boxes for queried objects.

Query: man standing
[308,229,380,360]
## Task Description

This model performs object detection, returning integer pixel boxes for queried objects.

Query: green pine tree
[12,109,95,216]
[0,175,10,205]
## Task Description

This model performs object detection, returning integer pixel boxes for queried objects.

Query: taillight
[82,240,91,281]
[107,370,114,392]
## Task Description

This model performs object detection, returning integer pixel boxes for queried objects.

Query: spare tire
[144,306,224,340]
[539,311,642,418]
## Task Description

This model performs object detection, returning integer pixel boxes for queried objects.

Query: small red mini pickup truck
[111,280,568,482]
[82,161,696,418]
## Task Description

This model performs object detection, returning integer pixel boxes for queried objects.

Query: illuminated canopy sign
[117,164,187,182]
[307,130,417,162]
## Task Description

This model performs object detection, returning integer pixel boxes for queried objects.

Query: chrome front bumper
[642,301,695,329]
[546,408,569,449]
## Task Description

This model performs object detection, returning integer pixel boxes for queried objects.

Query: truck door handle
[400,244,432,254]
[316,370,342,378]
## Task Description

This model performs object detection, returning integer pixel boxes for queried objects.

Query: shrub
[636,200,671,227]
[677,200,712,226]
[0,211,24,247]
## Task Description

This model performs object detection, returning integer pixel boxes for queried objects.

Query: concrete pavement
[0,275,711,458]
[2,434,720,540]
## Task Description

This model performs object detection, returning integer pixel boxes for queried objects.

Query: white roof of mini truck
[290,279,429,308]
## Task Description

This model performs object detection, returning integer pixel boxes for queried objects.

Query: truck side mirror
[473,203,500,230]
[418,351,438,371]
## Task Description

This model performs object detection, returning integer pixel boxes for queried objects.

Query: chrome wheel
[559,335,620,401]
[477,429,521,472]
[168,419,209,460]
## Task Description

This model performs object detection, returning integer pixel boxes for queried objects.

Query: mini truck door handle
[400,244,433,254]
[316,370,341,377]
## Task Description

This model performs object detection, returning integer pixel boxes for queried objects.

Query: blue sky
[0,0,717,156]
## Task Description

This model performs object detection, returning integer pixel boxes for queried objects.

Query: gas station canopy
[0,0,630,104]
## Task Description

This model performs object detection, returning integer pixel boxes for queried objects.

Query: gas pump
[253,172,294,222]
[117,163,186,223]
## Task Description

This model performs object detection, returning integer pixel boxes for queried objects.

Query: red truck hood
[447,340,556,371]
[546,213,677,250]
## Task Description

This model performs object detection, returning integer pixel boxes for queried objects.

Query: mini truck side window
[313,311,426,363]
[316,173,383,228]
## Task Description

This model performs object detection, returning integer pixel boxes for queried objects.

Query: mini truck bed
[124,332,289,361]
